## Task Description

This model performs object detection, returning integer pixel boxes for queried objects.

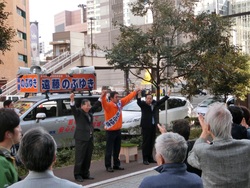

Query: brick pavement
[53,150,158,187]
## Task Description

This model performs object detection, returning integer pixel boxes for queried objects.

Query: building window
[18,54,27,63]
[17,30,27,40]
[16,7,26,18]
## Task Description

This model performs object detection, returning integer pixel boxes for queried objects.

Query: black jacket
[231,123,248,139]
[71,101,101,141]
[137,95,169,129]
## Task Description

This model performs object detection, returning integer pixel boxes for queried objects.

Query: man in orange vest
[101,88,140,172]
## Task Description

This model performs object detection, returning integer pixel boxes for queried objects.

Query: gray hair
[205,102,232,139]
[18,127,57,172]
[155,132,187,163]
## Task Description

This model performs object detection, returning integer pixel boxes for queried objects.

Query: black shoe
[75,176,84,182]
[148,160,157,163]
[113,166,125,170]
[83,176,94,180]
[143,161,149,165]
[106,167,114,172]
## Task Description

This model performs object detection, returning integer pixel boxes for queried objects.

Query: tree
[201,46,250,102]
[179,10,250,101]
[0,1,17,64]
[105,0,250,100]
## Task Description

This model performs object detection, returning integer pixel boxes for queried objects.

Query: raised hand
[101,89,107,97]
[167,89,171,96]
[198,114,211,140]
[157,124,166,134]
[70,93,74,102]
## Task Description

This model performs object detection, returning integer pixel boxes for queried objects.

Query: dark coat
[137,95,169,129]
[139,163,203,188]
[185,140,202,176]
[71,101,101,141]
[231,123,247,139]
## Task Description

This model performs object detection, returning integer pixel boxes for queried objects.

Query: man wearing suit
[70,93,101,182]
[9,127,83,188]
[188,103,250,188]
[137,91,170,165]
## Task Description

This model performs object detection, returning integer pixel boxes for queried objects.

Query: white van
[13,93,105,148]
[0,95,23,108]
[5,95,23,102]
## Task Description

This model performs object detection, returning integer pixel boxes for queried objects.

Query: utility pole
[78,4,86,23]
[89,17,96,65]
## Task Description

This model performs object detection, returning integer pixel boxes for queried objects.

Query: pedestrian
[0,108,22,187]
[188,103,250,188]
[101,88,140,172]
[70,93,101,182]
[137,90,170,165]
[3,99,20,115]
[158,119,202,176]
[3,99,14,108]
[228,105,247,139]
[3,99,22,172]
[139,132,203,188]
[239,105,250,139]
[9,127,83,188]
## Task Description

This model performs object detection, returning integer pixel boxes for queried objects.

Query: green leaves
[0,1,17,64]
[104,0,250,100]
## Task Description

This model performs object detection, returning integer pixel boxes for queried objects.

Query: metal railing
[46,50,82,74]
[0,50,82,96]
[42,51,70,70]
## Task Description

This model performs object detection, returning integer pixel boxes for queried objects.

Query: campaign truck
[14,67,104,148]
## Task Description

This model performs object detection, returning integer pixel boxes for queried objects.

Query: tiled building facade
[0,0,31,87]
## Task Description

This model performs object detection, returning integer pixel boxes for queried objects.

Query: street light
[89,17,96,65]
[78,4,86,23]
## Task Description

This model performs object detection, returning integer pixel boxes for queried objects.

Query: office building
[195,0,229,15]
[0,0,31,88]
[230,0,250,54]
[195,0,250,54]
[54,9,87,34]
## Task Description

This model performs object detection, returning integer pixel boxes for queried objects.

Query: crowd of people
[1,89,250,188]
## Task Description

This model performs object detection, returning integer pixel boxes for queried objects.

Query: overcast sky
[29,0,86,50]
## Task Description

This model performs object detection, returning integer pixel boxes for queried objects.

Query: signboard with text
[17,74,96,93]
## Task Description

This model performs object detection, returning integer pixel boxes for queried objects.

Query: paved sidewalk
[85,167,157,188]
[53,150,158,187]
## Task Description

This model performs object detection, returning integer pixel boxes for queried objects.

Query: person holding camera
[188,103,250,188]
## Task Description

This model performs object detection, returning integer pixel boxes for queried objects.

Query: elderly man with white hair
[188,103,250,188]
[139,132,203,188]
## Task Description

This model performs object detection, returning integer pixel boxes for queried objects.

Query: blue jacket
[139,163,203,188]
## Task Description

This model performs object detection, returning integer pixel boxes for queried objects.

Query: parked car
[196,89,207,96]
[0,95,23,108]
[14,93,105,147]
[122,96,193,134]
[192,96,235,117]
